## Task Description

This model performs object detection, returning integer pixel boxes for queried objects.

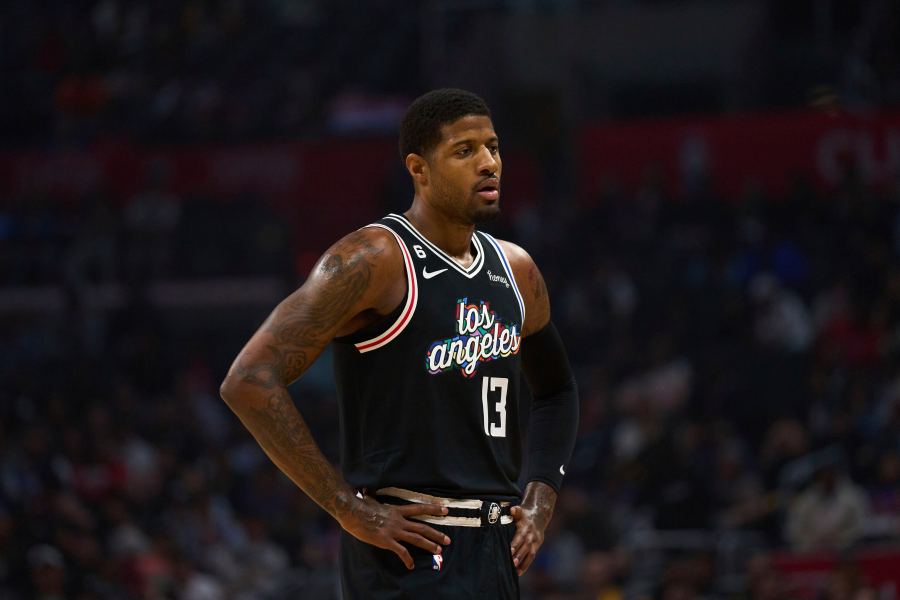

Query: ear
[405,153,429,187]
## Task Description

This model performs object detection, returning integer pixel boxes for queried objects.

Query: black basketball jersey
[333,213,526,501]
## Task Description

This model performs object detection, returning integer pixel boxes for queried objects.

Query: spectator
[786,465,869,551]
[751,274,814,353]
[27,545,67,600]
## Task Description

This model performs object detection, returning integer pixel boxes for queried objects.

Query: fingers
[383,503,452,569]
[512,533,534,576]
[397,502,449,517]
[389,541,414,570]
[509,506,538,576]
[513,541,540,577]
[408,521,451,546]
[394,503,452,546]
[398,530,444,555]
[516,546,536,576]
[509,506,525,557]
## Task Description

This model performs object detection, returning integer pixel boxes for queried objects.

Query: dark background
[2,1,900,598]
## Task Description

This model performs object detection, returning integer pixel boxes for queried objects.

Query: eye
[489,145,499,155]
[455,147,471,157]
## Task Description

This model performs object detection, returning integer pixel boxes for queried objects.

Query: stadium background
[2,0,900,598]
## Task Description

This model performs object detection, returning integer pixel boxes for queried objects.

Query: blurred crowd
[3,160,900,599]
[517,165,900,598]
[2,0,422,146]
[3,0,900,598]
[6,0,900,147]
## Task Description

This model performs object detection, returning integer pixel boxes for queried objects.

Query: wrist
[521,481,557,531]
[332,488,364,525]
[523,480,557,507]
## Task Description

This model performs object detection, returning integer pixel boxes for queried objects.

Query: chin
[470,204,501,224]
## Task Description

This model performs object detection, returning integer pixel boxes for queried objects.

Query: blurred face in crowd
[412,114,502,225]
[818,466,838,494]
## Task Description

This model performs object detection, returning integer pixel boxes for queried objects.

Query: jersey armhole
[339,224,418,353]
[481,232,526,326]
[333,294,406,345]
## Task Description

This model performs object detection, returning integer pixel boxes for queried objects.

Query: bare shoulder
[224,225,405,391]
[304,225,406,326]
[315,225,402,280]
[495,239,530,268]
[495,239,550,337]
[266,225,407,347]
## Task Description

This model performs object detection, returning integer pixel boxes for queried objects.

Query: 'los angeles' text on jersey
[332,214,526,501]
[425,299,521,377]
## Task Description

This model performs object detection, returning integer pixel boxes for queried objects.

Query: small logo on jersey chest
[486,269,510,289]
[432,554,443,571]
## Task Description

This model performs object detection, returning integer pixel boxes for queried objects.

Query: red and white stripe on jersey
[354,224,418,353]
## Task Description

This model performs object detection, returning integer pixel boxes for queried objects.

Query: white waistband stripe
[375,487,514,527]
[411,514,514,527]
[376,486,482,509]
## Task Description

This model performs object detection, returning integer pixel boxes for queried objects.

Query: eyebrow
[449,135,499,147]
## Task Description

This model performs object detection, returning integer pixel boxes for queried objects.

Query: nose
[476,146,499,176]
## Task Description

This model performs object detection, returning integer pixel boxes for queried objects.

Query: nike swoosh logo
[422,267,448,279]
[559,465,566,475]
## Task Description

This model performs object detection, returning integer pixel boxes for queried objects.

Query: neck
[404,196,475,263]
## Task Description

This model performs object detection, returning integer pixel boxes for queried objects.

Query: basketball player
[220,89,579,598]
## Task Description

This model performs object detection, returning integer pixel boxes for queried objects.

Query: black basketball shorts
[339,522,519,599]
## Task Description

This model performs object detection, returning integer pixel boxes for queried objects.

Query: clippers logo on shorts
[488,502,501,524]
[425,298,521,378]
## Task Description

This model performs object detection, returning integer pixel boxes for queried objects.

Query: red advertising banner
[0,139,396,205]
[770,548,900,599]
[580,110,900,201]
[0,138,541,253]
[0,138,401,251]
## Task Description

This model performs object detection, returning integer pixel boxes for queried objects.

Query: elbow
[219,358,281,410]
[219,375,240,408]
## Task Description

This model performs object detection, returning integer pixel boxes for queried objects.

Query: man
[220,88,579,598]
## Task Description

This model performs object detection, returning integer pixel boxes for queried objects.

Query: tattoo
[235,230,383,387]
[266,231,382,376]
[528,263,547,302]
[251,389,318,459]
[334,494,387,532]
[240,386,352,515]
[225,229,385,518]
[522,261,551,336]
[233,345,309,389]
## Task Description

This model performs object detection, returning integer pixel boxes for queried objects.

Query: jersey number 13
[481,376,508,438]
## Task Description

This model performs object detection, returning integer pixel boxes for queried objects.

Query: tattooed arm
[500,240,577,575]
[220,228,450,569]
[498,240,551,338]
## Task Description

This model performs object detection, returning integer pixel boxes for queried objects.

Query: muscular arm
[500,240,579,575]
[220,228,450,568]
[500,240,551,338]
[221,229,386,515]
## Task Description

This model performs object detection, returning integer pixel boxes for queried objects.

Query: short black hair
[399,88,491,161]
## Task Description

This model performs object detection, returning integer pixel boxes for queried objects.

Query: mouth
[475,177,500,202]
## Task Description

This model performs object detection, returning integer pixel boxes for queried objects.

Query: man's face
[425,114,501,224]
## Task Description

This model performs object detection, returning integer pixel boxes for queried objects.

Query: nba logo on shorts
[432,554,443,571]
